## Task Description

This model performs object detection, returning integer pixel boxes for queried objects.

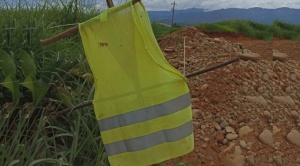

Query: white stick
[183,37,186,75]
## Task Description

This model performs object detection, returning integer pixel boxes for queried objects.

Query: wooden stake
[40,0,141,46]
[51,57,240,118]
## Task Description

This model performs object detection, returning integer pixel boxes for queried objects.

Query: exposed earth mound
[157,27,300,166]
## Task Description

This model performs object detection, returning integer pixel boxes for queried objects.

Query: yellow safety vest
[79,1,194,166]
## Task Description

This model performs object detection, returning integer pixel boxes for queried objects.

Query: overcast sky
[142,0,300,11]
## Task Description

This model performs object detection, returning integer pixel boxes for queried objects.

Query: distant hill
[148,8,300,25]
[2,0,300,25]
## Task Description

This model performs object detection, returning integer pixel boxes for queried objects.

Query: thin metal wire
[50,23,78,29]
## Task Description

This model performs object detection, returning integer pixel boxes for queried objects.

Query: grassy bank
[151,22,180,38]
[197,20,273,41]
[273,20,300,41]
[197,20,300,41]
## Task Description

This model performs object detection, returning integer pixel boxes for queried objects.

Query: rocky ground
[157,27,300,166]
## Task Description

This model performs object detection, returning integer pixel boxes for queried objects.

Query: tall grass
[0,0,110,165]
[198,20,273,41]
[197,19,300,42]
[273,20,300,41]
[151,22,181,38]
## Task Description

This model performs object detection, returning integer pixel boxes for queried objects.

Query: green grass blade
[1,75,20,104]
[18,49,36,77]
[0,49,16,77]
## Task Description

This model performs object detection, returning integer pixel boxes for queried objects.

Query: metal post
[171,1,177,26]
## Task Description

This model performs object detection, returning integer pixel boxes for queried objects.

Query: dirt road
[157,27,300,166]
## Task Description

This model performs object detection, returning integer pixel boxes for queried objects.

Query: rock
[262,93,271,100]
[164,48,175,53]
[237,116,246,123]
[178,61,188,65]
[296,158,300,164]
[273,50,288,61]
[204,138,210,142]
[201,125,206,130]
[291,111,299,119]
[290,74,297,82]
[216,133,225,144]
[214,123,222,130]
[245,155,255,166]
[202,143,208,148]
[174,162,187,166]
[234,145,243,155]
[225,126,235,133]
[274,142,281,148]
[200,84,208,90]
[236,42,243,49]
[273,96,295,106]
[207,155,213,161]
[228,119,238,129]
[239,52,260,61]
[220,121,229,129]
[289,93,298,100]
[239,140,247,149]
[268,157,273,163]
[262,74,269,82]
[259,130,273,147]
[223,139,228,145]
[247,142,253,148]
[273,155,283,166]
[257,86,264,94]
[191,98,200,102]
[285,86,292,94]
[192,109,201,119]
[245,96,267,106]
[239,126,253,137]
[234,78,242,85]
[263,111,272,120]
[214,38,222,42]
[287,130,300,147]
[219,143,245,166]
[193,121,201,128]
[209,161,215,166]
[226,133,238,141]
[273,126,281,135]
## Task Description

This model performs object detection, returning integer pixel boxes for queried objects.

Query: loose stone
[239,140,247,149]
[259,130,273,147]
[226,133,238,141]
[287,130,300,147]
[245,155,255,166]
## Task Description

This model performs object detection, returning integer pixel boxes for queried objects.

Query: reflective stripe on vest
[105,120,193,156]
[98,93,190,131]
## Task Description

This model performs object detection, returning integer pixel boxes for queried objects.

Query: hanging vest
[79,1,194,165]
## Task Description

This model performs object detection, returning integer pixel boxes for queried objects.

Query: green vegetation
[197,19,300,41]
[151,22,181,38]
[273,20,300,41]
[0,1,109,165]
[198,20,273,41]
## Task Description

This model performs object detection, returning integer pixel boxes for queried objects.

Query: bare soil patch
[157,27,300,166]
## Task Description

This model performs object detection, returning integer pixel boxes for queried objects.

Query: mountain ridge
[148,7,300,25]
